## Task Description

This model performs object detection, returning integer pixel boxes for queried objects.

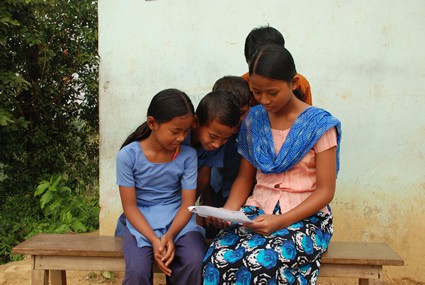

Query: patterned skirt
[202,204,333,285]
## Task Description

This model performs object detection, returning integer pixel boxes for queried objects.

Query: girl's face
[250,74,297,113]
[149,114,193,151]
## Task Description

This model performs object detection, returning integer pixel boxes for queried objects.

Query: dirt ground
[0,256,166,285]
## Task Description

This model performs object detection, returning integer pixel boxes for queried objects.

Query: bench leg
[51,270,67,285]
[359,278,382,285]
[32,269,49,285]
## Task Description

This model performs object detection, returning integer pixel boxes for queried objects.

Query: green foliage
[0,0,99,264]
[34,173,99,233]
[0,192,42,263]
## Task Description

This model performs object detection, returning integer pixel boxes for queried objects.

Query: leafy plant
[34,174,99,233]
[0,0,99,264]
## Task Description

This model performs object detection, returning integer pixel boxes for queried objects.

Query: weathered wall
[98,0,425,282]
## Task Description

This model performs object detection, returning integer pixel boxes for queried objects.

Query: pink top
[245,127,337,215]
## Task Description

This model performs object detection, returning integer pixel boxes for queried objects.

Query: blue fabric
[238,105,342,175]
[210,134,239,197]
[116,141,205,247]
[202,204,332,284]
[114,213,126,237]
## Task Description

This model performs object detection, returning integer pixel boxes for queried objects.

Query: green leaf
[102,271,114,280]
[40,191,53,209]
[0,109,14,126]
[48,175,63,192]
[62,211,73,224]
[34,181,50,196]
[71,219,86,232]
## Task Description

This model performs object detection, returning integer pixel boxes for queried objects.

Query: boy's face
[197,119,237,151]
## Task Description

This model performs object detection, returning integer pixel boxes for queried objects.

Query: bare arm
[223,157,257,210]
[245,146,337,235]
[119,186,158,244]
[166,189,196,238]
[196,165,211,200]
[159,188,196,268]
[119,186,172,276]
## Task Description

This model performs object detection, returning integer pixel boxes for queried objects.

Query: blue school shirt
[116,141,205,247]
[210,134,239,198]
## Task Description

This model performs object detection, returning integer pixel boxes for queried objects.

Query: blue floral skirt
[202,205,333,285]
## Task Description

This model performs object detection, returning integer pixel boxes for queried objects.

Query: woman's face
[250,74,295,114]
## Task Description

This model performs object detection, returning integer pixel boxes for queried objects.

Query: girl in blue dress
[116,89,206,285]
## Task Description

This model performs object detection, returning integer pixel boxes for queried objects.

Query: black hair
[196,90,240,128]
[212,76,251,107]
[244,25,285,64]
[121,88,194,149]
[249,44,305,101]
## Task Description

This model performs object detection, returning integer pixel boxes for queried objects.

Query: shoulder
[177,145,198,169]
[180,144,197,157]
[117,141,140,162]
[296,73,310,85]
[245,105,265,120]
[241,72,250,82]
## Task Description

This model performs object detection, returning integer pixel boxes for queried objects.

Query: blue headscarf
[238,105,342,174]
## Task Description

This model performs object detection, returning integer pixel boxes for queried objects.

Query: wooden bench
[12,233,404,285]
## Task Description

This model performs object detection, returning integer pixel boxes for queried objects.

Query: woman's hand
[243,214,284,236]
[152,237,172,276]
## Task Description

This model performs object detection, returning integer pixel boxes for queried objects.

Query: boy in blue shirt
[183,90,240,199]
[202,76,252,238]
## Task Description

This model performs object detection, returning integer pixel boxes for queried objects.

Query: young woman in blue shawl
[202,44,342,285]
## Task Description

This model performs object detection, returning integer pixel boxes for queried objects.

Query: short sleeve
[116,148,135,187]
[181,147,197,190]
[313,127,337,153]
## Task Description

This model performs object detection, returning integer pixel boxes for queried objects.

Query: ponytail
[120,122,150,149]
[119,88,194,150]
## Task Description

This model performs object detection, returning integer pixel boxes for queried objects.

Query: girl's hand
[157,234,175,268]
[243,214,283,236]
[152,238,172,276]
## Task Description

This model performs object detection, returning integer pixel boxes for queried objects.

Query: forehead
[162,114,193,127]
[201,120,236,137]
[250,74,287,89]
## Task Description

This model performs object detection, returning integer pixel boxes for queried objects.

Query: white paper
[188,205,253,223]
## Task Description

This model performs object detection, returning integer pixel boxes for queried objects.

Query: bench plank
[13,234,123,257]
[322,241,403,266]
[13,234,404,285]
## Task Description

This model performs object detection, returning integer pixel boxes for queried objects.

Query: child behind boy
[242,25,312,105]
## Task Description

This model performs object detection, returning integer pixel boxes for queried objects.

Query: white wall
[99,0,425,282]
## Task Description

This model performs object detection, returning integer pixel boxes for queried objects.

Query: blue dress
[116,141,205,247]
